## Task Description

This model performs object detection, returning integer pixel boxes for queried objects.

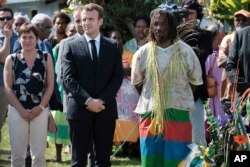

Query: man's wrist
[85,97,92,106]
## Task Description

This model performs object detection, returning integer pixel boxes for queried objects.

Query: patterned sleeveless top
[11,50,47,109]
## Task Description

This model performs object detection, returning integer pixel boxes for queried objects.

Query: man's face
[66,23,77,37]
[73,10,83,35]
[0,11,13,30]
[183,9,197,28]
[234,15,250,30]
[152,14,169,44]
[54,17,68,34]
[13,17,26,33]
[81,9,103,38]
[110,31,123,46]
[39,18,52,40]
[135,19,148,41]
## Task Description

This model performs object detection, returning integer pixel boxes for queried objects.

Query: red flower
[234,135,248,145]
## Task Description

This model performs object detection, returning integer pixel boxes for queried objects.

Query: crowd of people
[0,0,250,167]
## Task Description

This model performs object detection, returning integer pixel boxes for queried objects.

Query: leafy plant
[64,0,172,39]
[201,98,250,166]
[209,0,249,26]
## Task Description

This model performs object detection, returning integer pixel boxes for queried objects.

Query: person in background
[124,15,150,54]
[109,29,140,157]
[58,6,84,88]
[182,0,213,146]
[46,11,71,49]
[205,23,225,118]
[57,5,84,156]
[123,15,150,158]
[218,9,250,112]
[109,30,132,65]
[13,13,53,55]
[66,22,76,37]
[13,12,30,35]
[4,22,54,167]
[131,8,202,167]
[226,26,250,95]
[0,7,18,145]
[61,3,123,166]
[31,13,53,42]
[47,11,71,163]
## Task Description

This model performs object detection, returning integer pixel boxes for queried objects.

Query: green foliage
[204,98,250,166]
[65,0,167,39]
[209,0,249,25]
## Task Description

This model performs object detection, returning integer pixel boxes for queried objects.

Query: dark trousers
[69,117,115,167]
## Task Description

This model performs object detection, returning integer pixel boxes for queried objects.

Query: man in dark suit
[226,25,250,94]
[57,5,96,167]
[61,3,123,167]
[58,5,84,107]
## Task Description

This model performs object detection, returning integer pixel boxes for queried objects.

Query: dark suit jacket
[57,33,80,90]
[61,35,123,120]
[226,26,250,92]
[227,26,250,82]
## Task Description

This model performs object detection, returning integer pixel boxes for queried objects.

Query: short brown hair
[82,3,104,19]
[18,23,39,38]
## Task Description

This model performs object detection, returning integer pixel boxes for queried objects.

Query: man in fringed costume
[131,9,203,167]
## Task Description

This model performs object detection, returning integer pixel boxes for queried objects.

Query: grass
[0,121,141,167]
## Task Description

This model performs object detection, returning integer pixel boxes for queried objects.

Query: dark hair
[82,3,104,19]
[52,11,71,25]
[19,23,39,38]
[182,0,203,20]
[134,15,150,27]
[148,9,178,42]
[109,29,125,44]
[0,7,14,18]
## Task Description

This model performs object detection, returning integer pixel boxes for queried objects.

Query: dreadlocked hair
[148,9,178,44]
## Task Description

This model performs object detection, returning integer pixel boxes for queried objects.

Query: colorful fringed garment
[131,40,203,167]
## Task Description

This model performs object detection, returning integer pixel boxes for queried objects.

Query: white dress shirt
[84,33,101,60]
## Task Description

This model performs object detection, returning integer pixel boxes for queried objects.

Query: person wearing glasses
[0,7,18,144]
[218,9,250,112]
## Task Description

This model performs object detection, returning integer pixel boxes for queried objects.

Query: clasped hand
[20,106,43,121]
[86,98,105,113]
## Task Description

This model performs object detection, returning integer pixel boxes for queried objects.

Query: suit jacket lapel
[98,36,106,63]
[79,36,96,72]
[96,36,106,74]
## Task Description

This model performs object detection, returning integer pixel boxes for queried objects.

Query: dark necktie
[90,40,98,68]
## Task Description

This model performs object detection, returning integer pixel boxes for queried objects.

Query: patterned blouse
[11,50,47,109]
